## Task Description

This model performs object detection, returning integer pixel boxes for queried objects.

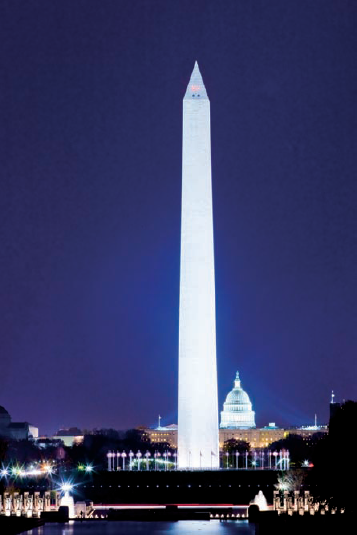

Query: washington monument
[178,62,219,469]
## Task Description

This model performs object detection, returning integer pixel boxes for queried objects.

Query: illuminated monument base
[178,63,219,469]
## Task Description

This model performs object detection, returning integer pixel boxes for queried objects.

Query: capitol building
[143,371,328,449]
[220,371,255,429]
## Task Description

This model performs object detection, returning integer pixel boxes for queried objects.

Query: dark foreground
[23,515,351,535]
[0,516,44,534]
[17,469,279,504]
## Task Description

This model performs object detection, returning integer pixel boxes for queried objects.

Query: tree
[0,437,8,462]
[223,439,250,453]
[307,400,357,513]
[275,469,307,492]
[269,434,309,466]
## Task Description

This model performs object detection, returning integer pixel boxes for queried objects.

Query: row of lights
[0,463,93,479]
[91,513,248,520]
[0,466,53,478]
[83,483,271,488]
[211,513,247,519]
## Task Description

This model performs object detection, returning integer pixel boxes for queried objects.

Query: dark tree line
[306,401,357,513]
[0,429,174,471]
[268,432,326,466]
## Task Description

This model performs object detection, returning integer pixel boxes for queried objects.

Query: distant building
[143,424,178,448]
[143,423,327,450]
[220,372,256,429]
[0,405,38,440]
[35,428,84,448]
[52,435,84,447]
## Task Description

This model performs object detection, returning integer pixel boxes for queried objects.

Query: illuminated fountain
[250,490,268,511]
[60,484,75,519]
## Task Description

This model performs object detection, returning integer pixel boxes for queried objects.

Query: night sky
[1,1,356,435]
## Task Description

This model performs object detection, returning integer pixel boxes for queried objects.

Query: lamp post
[137,451,142,471]
[129,451,134,471]
[245,451,248,469]
[121,452,127,471]
[235,451,239,469]
[116,451,120,472]
[145,451,150,471]
[273,451,278,469]
[167,452,171,471]
[173,452,177,471]
[111,451,115,471]
[164,451,167,471]
[268,451,271,470]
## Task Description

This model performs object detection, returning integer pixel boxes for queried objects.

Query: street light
[156,452,161,471]
[145,451,150,471]
[273,451,278,469]
[129,451,134,471]
[61,483,73,493]
[121,451,127,471]
[137,451,142,471]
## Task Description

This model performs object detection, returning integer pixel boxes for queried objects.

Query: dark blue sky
[0,1,356,434]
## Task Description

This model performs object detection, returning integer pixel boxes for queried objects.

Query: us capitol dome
[220,371,256,429]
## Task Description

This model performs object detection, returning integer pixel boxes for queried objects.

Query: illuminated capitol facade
[220,372,255,429]
[144,371,328,449]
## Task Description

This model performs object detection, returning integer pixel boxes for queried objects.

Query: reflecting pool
[26,520,256,535]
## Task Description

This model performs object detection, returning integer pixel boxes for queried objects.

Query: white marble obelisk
[178,62,219,469]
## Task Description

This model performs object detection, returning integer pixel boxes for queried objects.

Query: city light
[43,464,53,474]
[11,466,22,476]
[61,483,73,493]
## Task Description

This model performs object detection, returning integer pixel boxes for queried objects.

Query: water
[26,520,256,535]
[250,490,268,511]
